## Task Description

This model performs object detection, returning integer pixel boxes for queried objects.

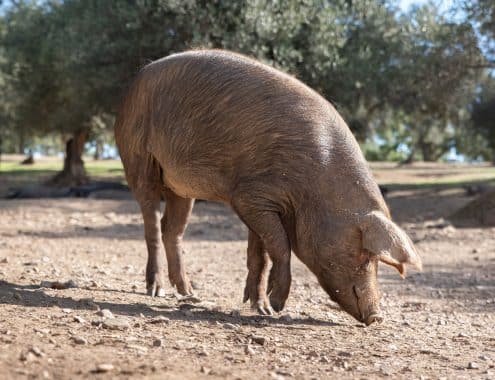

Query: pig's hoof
[247,298,273,316]
[147,283,166,298]
[146,271,166,297]
[173,278,193,296]
[269,296,286,313]
[243,283,272,315]
[268,282,289,311]
[256,302,274,316]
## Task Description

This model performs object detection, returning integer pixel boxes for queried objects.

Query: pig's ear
[360,211,422,277]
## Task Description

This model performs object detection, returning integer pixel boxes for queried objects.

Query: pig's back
[118,50,354,204]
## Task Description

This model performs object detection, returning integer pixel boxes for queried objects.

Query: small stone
[62,308,72,313]
[94,363,114,373]
[222,323,238,330]
[178,295,202,303]
[0,257,8,264]
[102,318,130,331]
[320,356,330,363]
[200,366,211,375]
[72,336,87,345]
[280,314,293,322]
[78,298,95,306]
[96,309,114,319]
[30,346,44,357]
[269,371,285,380]
[149,316,170,324]
[437,319,446,325]
[250,335,267,345]
[74,315,86,324]
[307,350,318,358]
[124,265,135,273]
[40,280,78,290]
[245,345,255,355]
[152,339,162,347]
[33,327,50,335]
[182,310,193,317]
[126,344,148,353]
[20,351,36,362]
[468,362,479,369]
[42,370,50,379]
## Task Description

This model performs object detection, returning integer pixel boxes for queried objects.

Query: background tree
[0,0,492,183]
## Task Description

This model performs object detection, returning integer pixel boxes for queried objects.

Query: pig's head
[315,211,421,325]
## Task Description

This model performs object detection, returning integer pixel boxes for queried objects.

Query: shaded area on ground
[450,189,495,226]
[5,181,129,199]
[0,280,341,328]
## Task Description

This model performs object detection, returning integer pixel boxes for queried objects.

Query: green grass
[372,163,495,190]
[85,160,124,177]
[2,157,495,192]
[379,177,495,190]
[0,159,125,195]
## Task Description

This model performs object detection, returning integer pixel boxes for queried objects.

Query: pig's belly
[161,164,232,203]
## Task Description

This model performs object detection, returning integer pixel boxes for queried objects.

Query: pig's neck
[292,163,388,274]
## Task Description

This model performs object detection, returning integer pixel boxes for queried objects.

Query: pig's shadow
[0,280,342,328]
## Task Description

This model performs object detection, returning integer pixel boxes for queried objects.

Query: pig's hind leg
[243,231,273,315]
[123,154,167,298]
[160,188,194,296]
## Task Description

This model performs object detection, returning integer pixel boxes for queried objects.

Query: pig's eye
[356,256,372,272]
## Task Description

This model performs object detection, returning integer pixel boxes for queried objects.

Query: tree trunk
[48,129,89,187]
[93,138,103,160]
[420,142,432,162]
[18,130,25,154]
[400,148,416,165]
[20,150,34,165]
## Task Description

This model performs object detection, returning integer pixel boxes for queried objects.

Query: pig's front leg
[243,230,273,315]
[234,197,292,312]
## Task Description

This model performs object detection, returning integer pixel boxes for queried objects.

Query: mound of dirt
[450,189,495,226]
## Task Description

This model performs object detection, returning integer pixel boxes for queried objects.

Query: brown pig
[114,49,421,325]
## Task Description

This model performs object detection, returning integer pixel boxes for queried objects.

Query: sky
[399,0,454,12]
[398,0,467,23]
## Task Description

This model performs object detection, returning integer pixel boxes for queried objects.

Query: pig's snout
[364,313,383,326]
[352,285,382,326]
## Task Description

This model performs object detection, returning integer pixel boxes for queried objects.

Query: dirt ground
[0,166,494,379]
